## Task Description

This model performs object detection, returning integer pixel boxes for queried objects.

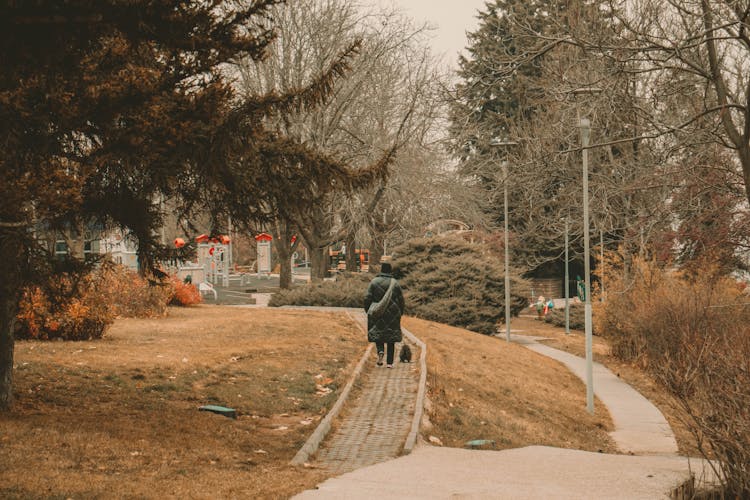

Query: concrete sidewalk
[295,445,709,499]
[292,319,711,499]
[514,334,678,456]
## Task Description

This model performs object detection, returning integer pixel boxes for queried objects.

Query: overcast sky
[375,0,489,67]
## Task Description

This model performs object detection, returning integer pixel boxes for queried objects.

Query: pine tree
[448,0,573,269]
[449,0,664,274]
[450,0,554,166]
[0,0,381,410]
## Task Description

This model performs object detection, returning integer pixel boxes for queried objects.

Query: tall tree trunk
[740,145,750,209]
[345,232,357,272]
[310,246,328,281]
[369,235,384,273]
[0,231,24,411]
[277,246,292,289]
[137,236,154,277]
[274,222,294,290]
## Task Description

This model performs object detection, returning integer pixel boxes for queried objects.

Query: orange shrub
[596,256,750,495]
[15,262,178,340]
[168,277,202,307]
[16,272,114,341]
[593,257,747,366]
[96,262,171,317]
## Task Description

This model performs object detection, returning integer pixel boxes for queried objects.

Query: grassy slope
[404,317,617,453]
[2,307,686,499]
[1,307,362,499]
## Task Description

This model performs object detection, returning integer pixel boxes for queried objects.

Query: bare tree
[449,0,674,276]
[490,0,750,209]
[236,0,462,282]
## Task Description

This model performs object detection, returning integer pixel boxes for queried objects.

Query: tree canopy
[448,0,674,272]
[0,0,382,410]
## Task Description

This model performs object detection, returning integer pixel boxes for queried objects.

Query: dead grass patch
[403,316,617,453]
[1,306,365,499]
[2,307,693,499]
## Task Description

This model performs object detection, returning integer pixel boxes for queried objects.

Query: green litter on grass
[465,439,496,449]
[199,405,237,419]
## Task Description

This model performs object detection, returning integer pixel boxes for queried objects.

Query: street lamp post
[580,117,595,414]
[564,216,570,335]
[503,159,511,342]
[570,86,601,415]
[490,139,517,343]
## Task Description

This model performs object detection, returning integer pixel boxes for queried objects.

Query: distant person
[576,275,586,302]
[364,258,405,368]
[535,295,546,320]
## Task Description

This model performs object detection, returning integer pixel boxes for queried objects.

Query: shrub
[598,256,750,496]
[96,262,171,317]
[391,236,530,335]
[269,273,370,308]
[168,277,202,307]
[15,262,179,341]
[16,271,114,341]
[544,302,585,330]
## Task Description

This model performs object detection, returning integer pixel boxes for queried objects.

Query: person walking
[364,258,404,368]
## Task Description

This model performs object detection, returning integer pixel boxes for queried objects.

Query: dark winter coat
[364,272,404,343]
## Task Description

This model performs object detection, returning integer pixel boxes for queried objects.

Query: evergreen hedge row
[270,235,530,335]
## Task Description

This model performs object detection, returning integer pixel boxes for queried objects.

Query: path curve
[510,334,678,456]
[292,310,711,499]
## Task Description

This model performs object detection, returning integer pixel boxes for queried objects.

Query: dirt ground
[506,315,700,455]
[1,306,365,499]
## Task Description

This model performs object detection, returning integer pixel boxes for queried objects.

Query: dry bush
[167,276,202,307]
[15,263,176,340]
[596,256,750,496]
[544,302,585,330]
[269,272,371,308]
[97,262,171,317]
[16,271,114,341]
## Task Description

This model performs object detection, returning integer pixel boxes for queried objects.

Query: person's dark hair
[380,262,392,274]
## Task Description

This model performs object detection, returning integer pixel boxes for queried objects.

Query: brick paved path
[313,313,419,473]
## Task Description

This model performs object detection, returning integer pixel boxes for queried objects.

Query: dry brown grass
[509,315,700,456]
[1,307,693,499]
[1,306,365,499]
[403,316,618,453]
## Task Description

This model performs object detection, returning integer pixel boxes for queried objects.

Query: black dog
[399,344,412,363]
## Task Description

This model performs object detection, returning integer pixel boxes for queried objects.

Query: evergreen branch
[239,39,362,118]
